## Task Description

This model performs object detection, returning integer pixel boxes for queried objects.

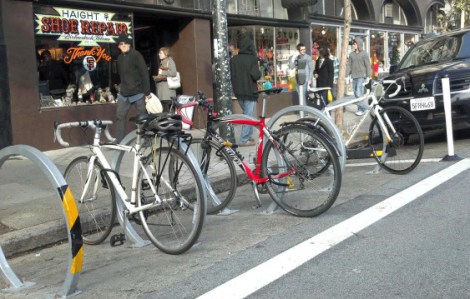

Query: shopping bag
[146,93,163,114]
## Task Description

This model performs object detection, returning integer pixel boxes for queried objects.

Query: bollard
[441,77,462,161]
[0,145,83,298]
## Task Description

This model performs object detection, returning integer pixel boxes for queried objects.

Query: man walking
[347,38,371,116]
[115,34,151,142]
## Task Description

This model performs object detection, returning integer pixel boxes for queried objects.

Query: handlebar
[54,120,114,147]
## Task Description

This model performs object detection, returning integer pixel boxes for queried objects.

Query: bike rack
[266,105,347,171]
[0,145,83,298]
[264,105,347,214]
[110,130,207,247]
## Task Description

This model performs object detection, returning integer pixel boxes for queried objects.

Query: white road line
[346,158,442,167]
[198,159,470,299]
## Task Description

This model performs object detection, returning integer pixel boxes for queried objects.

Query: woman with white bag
[153,47,179,111]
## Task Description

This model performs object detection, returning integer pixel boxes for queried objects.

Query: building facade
[0,0,444,150]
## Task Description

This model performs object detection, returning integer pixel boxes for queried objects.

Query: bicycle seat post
[261,92,267,118]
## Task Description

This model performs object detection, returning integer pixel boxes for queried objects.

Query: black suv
[382,29,470,132]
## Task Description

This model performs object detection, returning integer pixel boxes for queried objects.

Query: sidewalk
[0,107,366,258]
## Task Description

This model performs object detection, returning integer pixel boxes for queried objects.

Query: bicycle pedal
[110,233,126,247]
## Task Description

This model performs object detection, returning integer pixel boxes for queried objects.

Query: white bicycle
[54,114,206,254]
[304,77,424,174]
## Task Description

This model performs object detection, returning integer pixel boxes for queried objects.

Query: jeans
[352,77,367,111]
[237,98,256,144]
[116,95,147,142]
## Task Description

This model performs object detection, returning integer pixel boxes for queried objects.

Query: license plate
[410,97,435,111]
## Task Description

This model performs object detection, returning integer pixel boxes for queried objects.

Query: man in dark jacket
[230,36,261,146]
[115,34,151,142]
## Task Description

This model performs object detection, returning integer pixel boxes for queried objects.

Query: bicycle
[54,114,206,255]
[305,77,424,174]
[172,88,342,217]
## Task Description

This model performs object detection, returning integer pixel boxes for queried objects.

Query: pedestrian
[230,35,261,147]
[329,48,340,101]
[313,47,334,109]
[346,37,371,116]
[153,46,178,111]
[115,33,151,142]
[289,43,314,101]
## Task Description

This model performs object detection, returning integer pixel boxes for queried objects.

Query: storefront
[1,0,212,150]
[310,23,420,81]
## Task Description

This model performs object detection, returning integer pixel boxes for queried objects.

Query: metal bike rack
[110,130,207,247]
[263,105,347,214]
[266,105,347,171]
[0,145,83,298]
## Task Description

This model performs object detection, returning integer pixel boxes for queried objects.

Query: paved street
[1,115,469,297]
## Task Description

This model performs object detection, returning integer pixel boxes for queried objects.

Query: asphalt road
[1,129,470,298]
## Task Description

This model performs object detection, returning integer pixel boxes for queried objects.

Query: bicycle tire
[189,138,238,214]
[137,147,205,255]
[64,156,116,245]
[261,124,342,217]
[369,106,424,174]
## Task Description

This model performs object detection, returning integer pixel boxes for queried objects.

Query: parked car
[381,29,470,132]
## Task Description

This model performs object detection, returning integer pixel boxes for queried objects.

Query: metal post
[441,77,461,161]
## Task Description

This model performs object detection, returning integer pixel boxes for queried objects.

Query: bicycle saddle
[258,87,283,95]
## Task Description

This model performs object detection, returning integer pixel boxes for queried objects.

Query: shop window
[228,25,299,91]
[34,5,132,108]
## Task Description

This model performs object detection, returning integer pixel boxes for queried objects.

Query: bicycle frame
[68,125,171,216]
[312,87,397,148]
[199,93,293,186]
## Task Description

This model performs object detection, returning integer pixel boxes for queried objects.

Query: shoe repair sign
[35,6,132,46]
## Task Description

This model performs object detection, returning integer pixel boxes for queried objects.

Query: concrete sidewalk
[0,107,365,258]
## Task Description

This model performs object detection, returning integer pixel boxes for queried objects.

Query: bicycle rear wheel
[369,106,424,174]
[189,138,237,214]
[64,156,116,245]
[137,147,205,255]
[261,124,342,217]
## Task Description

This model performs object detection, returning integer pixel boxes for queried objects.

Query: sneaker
[239,140,256,147]
[355,109,365,116]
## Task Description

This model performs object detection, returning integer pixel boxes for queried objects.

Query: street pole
[212,0,235,142]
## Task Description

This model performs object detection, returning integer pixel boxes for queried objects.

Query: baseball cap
[116,34,132,45]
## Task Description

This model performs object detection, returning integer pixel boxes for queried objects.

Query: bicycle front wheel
[369,106,424,174]
[261,124,342,217]
[137,147,205,255]
[64,156,116,245]
[189,138,238,214]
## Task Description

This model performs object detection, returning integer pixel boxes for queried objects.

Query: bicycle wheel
[64,156,116,245]
[137,147,205,255]
[261,124,342,217]
[369,106,424,174]
[189,138,237,214]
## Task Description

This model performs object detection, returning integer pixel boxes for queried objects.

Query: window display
[228,25,299,92]
[34,5,132,108]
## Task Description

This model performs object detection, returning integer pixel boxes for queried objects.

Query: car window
[399,35,461,70]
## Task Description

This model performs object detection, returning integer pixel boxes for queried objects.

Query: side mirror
[389,65,398,74]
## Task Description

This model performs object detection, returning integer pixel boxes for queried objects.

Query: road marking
[198,159,470,299]
[346,158,442,167]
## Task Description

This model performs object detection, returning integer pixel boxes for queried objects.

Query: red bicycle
[171,89,342,217]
